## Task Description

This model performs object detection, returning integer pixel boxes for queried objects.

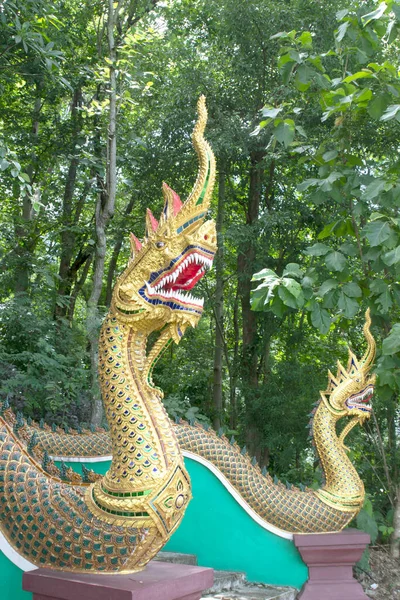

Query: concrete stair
[155,552,297,600]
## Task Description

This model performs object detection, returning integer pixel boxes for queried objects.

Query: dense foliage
[0,0,399,556]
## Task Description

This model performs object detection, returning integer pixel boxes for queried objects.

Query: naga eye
[155,241,165,249]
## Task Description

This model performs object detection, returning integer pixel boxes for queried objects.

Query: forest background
[1,0,400,561]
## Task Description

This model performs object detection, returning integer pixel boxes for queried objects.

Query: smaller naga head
[111,96,217,338]
[322,310,376,423]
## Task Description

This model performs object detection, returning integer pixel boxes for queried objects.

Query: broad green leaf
[373,284,392,313]
[342,70,374,83]
[342,282,362,298]
[370,279,388,295]
[363,221,392,246]
[281,277,304,299]
[295,125,307,138]
[282,263,304,278]
[338,291,359,318]
[262,106,282,119]
[274,121,295,148]
[336,9,349,20]
[318,221,339,240]
[336,21,350,42]
[363,178,386,200]
[297,31,313,48]
[318,279,338,297]
[382,324,400,355]
[252,268,278,281]
[304,242,331,256]
[325,251,347,271]
[339,242,358,256]
[361,3,387,27]
[251,280,279,310]
[368,94,388,119]
[310,303,331,334]
[382,246,400,266]
[297,178,320,191]
[278,282,304,309]
[322,150,338,162]
[380,104,400,121]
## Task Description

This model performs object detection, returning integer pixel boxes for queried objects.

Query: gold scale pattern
[0,96,217,572]
[25,311,377,535]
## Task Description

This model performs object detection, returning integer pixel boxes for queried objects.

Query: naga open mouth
[142,247,214,312]
[346,385,374,413]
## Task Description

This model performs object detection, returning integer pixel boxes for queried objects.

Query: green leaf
[304,242,331,256]
[356,508,378,543]
[278,280,304,308]
[339,242,358,256]
[371,280,392,313]
[382,246,400,266]
[382,324,400,355]
[318,221,339,240]
[338,291,359,317]
[380,104,400,121]
[318,279,338,297]
[342,282,362,298]
[363,178,386,200]
[310,303,331,334]
[363,221,392,246]
[342,70,374,83]
[295,125,307,138]
[262,106,282,119]
[282,263,304,278]
[367,94,389,119]
[336,9,349,20]
[297,178,320,192]
[252,268,278,281]
[322,150,338,162]
[325,251,347,271]
[336,21,350,42]
[274,121,295,148]
[361,3,388,27]
[0,159,10,171]
[297,31,313,48]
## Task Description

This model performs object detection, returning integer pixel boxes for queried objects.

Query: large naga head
[321,309,376,423]
[111,96,217,336]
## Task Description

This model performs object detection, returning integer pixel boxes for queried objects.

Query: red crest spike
[146,208,159,233]
[168,184,183,216]
[162,182,183,217]
[130,233,142,253]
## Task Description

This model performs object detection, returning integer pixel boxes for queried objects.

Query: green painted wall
[0,552,31,600]
[0,457,307,600]
[164,459,307,588]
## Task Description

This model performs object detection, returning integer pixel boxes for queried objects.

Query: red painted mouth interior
[165,264,205,292]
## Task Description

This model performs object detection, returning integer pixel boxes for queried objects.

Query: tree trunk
[14,79,43,295]
[68,254,93,322]
[89,0,118,426]
[105,195,136,307]
[54,88,83,319]
[391,485,400,559]
[229,286,240,430]
[212,162,226,430]
[237,150,264,457]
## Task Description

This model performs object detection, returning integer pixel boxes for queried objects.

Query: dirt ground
[356,547,400,599]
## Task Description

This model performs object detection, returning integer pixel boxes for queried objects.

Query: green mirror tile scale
[0,97,377,586]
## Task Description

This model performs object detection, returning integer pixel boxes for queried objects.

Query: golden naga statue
[0,96,217,572]
[0,97,377,574]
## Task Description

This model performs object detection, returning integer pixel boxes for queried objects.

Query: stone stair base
[155,552,297,600]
